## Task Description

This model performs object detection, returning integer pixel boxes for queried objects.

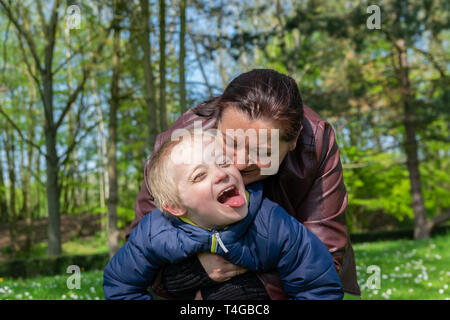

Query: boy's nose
[213,167,229,184]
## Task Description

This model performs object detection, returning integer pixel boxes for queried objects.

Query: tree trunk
[0,137,7,223]
[159,0,167,131]
[45,125,62,255]
[5,129,20,254]
[107,0,122,258]
[140,0,159,150]
[179,0,186,114]
[396,39,429,240]
[34,149,42,220]
[64,27,81,212]
[91,76,108,224]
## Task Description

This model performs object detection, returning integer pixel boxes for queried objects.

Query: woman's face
[217,107,299,185]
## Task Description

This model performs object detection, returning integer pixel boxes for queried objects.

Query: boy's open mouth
[217,185,246,208]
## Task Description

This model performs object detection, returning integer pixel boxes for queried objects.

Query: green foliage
[116,206,135,229]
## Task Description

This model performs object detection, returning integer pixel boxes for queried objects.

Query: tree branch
[427,209,450,232]
[55,67,89,130]
[411,47,448,80]
[54,24,113,130]
[0,0,43,72]
[58,120,99,167]
[0,105,47,159]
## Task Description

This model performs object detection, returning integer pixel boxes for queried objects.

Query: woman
[128,69,360,298]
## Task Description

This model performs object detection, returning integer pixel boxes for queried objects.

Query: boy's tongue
[222,194,246,207]
[219,187,246,207]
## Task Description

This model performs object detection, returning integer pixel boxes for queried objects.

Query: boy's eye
[192,172,206,182]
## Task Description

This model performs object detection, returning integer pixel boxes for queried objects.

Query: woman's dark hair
[194,69,304,141]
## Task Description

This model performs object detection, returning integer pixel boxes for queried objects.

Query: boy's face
[166,137,248,230]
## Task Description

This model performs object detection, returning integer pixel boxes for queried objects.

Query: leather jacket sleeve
[299,119,359,296]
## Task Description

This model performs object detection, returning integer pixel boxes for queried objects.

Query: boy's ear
[162,202,187,217]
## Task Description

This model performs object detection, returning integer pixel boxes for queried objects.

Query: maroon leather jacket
[128,103,361,297]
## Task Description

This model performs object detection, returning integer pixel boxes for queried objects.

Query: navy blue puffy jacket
[103,182,343,300]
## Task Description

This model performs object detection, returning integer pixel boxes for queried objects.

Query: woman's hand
[197,252,247,282]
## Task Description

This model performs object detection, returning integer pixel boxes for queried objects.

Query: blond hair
[147,138,183,218]
[147,128,218,218]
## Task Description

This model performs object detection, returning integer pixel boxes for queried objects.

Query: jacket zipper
[211,230,228,253]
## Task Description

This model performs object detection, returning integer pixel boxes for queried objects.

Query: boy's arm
[270,206,344,300]
[103,217,161,300]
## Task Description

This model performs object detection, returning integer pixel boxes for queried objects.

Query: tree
[107,0,124,258]
[140,0,159,150]
[159,0,167,131]
[0,0,110,255]
[179,0,187,113]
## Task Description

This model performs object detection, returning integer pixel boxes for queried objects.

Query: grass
[1,232,449,300]
[0,270,104,300]
[349,232,450,300]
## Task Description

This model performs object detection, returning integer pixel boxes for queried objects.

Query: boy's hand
[198,252,247,282]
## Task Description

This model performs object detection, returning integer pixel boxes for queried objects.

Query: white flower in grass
[394,266,400,272]
[62,294,67,299]
[439,289,444,294]
[428,282,432,287]
[408,288,414,293]
[444,284,448,290]
[15,294,22,299]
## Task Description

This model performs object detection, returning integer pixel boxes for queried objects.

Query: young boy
[103,130,343,300]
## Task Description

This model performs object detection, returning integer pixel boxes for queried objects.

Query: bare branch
[187,28,214,97]
[0,0,43,72]
[55,68,89,130]
[411,47,448,80]
[58,120,100,167]
[16,31,43,98]
[427,209,450,231]
[54,24,113,130]
[0,105,47,159]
